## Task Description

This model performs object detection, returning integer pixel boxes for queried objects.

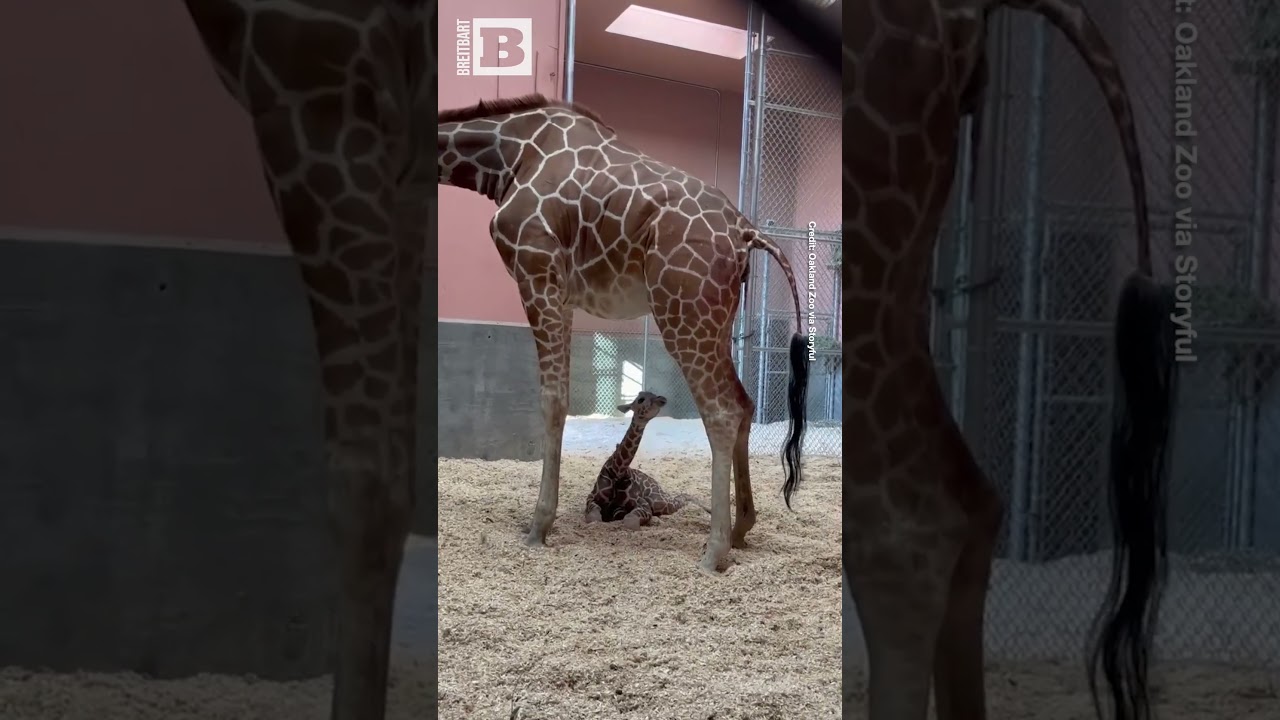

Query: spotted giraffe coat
[585,415,708,527]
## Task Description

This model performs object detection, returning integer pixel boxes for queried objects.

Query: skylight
[605,5,753,60]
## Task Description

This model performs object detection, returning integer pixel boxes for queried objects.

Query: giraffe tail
[1089,274,1179,720]
[745,229,809,509]
[996,5,1175,720]
[997,0,1150,268]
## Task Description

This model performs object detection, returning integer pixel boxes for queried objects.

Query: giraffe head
[618,391,667,423]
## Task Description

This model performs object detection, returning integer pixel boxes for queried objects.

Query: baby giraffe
[585,391,709,530]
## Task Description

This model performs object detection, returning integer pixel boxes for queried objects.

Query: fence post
[1235,55,1278,548]
[1010,17,1049,562]
[755,242,772,423]
[563,0,577,101]
[828,251,841,420]
[733,2,757,378]
[936,115,977,423]
[641,315,649,392]
[748,13,769,423]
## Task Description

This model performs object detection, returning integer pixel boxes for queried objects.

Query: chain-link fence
[735,4,842,456]
[565,5,842,458]
[932,1,1280,663]
[567,325,702,418]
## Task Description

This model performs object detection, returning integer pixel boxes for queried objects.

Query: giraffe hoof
[623,516,642,531]
[585,509,602,524]
[522,531,548,548]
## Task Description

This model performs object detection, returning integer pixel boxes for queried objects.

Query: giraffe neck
[437,117,530,203]
[607,419,649,471]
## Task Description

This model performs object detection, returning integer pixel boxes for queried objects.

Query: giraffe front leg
[251,118,422,720]
[519,279,572,547]
[584,497,604,523]
[584,475,612,523]
[622,501,654,530]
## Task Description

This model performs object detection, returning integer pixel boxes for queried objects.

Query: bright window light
[605,5,754,60]
[620,360,643,400]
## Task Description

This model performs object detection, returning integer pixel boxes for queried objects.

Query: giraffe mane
[438,93,613,131]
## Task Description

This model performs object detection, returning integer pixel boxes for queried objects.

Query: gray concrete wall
[0,236,436,677]
[437,320,542,460]
[564,331,843,423]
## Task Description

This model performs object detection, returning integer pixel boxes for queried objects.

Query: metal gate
[736,3,842,457]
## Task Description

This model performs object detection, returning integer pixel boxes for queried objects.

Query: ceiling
[572,0,750,93]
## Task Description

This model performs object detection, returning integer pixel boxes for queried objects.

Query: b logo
[456,18,533,77]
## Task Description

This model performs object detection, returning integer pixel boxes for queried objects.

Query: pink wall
[437,51,747,326]
[437,0,567,324]
[0,1,280,248]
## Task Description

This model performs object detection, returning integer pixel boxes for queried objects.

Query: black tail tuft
[1087,271,1179,720]
[781,334,810,508]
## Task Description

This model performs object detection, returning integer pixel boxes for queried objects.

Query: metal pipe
[748,14,769,223]
[1028,220,1052,561]
[959,10,1012,454]
[755,250,772,424]
[1226,401,1243,546]
[747,9,762,221]
[1248,75,1275,295]
[759,101,841,120]
[641,315,649,390]
[749,11,770,422]
[828,250,840,420]
[949,115,976,424]
[735,2,756,212]
[930,114,974,414]
[1009,18,1049,562]
[989,317,1280,341]
[751,226,841,241]
[1236,71,1277,548]
[563,0,577,101]
[733,2,757,376]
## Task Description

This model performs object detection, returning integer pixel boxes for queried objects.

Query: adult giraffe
[437,95,810,575]
[753,0,1175,719]
[181,1,433,719]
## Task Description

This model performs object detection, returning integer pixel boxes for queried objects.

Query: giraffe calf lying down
[585,391,711,530]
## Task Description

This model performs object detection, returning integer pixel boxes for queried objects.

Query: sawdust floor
[0,658,435,720]
[439,455,843,719]
[842,662,1279,718]
[0,535,438,719]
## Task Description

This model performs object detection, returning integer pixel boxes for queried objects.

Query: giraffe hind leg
[730,383,757,547]
[659,493,711,515]
[933,439,1003,720]
[653,330,744,573]
[850,527,960,720]
[850,417,983,720]
[647,244,750,572]
[622,501,654,530]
